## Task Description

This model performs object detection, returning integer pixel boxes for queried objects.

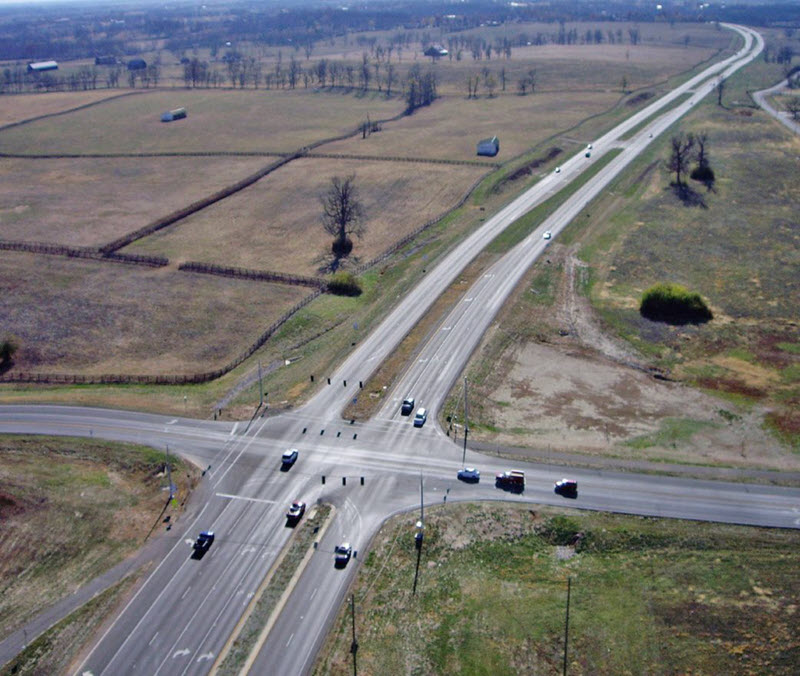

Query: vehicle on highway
[458,467,480,482]
[281,448,299,468]
[192,531,215,557]
[554,478,578,498]
[585,151,591,158]
[496,470,525,491]
[334,542,352,567]
[587,143,593,149]
[401,397,415,415]
[413,407,427,427]
[543,231,552,240]
[555,166,561,173]
[286,501,306,521]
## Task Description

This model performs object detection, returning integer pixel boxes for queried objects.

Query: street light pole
[563,576,572,676]
[461,378,469,467]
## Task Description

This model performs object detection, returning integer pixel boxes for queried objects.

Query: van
[413,408,427,427]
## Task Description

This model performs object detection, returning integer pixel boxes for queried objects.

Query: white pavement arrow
[197,652,214,662]
[172,649,190,658]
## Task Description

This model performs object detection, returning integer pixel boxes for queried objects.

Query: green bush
[640,283,712,325]
[327,271,362,296]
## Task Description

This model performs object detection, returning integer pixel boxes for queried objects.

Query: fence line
[0,238,167,266]
[179,261,326,289]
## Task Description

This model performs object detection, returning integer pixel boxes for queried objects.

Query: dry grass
[0,435,198,639]
[0,251,310,375]
[0,156,269,247]
[0,90,130,127]
[323,90,619,162]
[0,88,404,155]
[125,157,488,275]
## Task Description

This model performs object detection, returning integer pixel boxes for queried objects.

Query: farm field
[0,156,269,247]
[316,503,800,675]
[449,55,800,466]
[322,90,620,163]
[125,157,489,275]
[0,90,130,128]
[0,88,404,155]
[0,252,310,375]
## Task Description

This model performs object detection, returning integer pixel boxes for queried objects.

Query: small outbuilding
[27,61,58,72]
[127,58,147,70]
[161,108,187,122]
[95,56,118,66]
[476,136,500,157]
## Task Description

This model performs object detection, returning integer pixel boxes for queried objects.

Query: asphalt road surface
[1,23,794,676]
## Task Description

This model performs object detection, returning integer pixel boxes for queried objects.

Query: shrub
[327,271,362,296]
[640,283,713,325]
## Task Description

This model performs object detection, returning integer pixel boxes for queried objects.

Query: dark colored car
[334,543,352,567]
[401,397,415,415]
[193,531,215,556]
[281,448,299,468]
[457,467,480,483]
[554,479,578,498]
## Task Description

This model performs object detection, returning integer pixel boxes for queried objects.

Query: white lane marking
[172,649,190,659]
[196,652,214,662]
[180,587,191,600]
[286,633,295,648]
[441,326,451,331]
[148,632,159,646]
[310,587,318,601]
[167,419,178,425]
[230,422,239,436]
[463,297,473,302]
[215,492,277,505]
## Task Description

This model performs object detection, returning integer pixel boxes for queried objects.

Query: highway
[1,23,794,676]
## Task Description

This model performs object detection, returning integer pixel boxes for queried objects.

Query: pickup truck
[495,470,525,491]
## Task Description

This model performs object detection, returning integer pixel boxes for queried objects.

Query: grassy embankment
[0,436,198,656]
[314,503,800,675]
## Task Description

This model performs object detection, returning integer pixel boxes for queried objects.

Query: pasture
[0,88,404,155]
[0,252,309,375]
[0,156,269,247]
[124,157,488,275]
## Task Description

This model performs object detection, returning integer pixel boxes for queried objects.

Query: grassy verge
[0,435,198,639]
[216,503,332,675]
[0,575,140,676]
[314,503,800,675]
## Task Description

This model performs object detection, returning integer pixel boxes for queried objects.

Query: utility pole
[461,378,469,467]
[413,473,424,595]
[166,444,175,500]
[350,594,358,676]
[258,361,263,407]
[563,576,572,676]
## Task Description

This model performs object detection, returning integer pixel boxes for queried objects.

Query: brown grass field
[0,90,130,128]
[0,251,310,375]
[0,88,404,155]
[0,156,270,247]
[124,157,488,274]
[322,90,620,162]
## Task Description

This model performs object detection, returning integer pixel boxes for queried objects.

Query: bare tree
[716,76,725,106]
[321,175,366,261]
[668,132,695,187]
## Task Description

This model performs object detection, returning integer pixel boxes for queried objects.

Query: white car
[555,166,561,173]
[587,143,593,149]
[543,231,552,240]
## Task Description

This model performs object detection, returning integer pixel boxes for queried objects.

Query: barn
[423,44,448,59]
[27,61,58,72]
[476,136,500,157]
[161,108,187,122]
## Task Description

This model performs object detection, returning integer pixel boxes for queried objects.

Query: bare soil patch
[0,252,309,375]
[126,157,487,276]
[0,156,269,247]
